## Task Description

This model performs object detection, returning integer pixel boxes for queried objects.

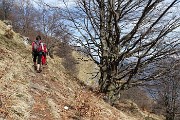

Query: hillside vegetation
[0,20,164,120]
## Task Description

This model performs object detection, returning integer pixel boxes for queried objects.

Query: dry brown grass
[4,25,14,39]
[71,51,99,87]
[0,20,164,120]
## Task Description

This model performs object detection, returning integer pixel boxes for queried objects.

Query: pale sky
[33,0,76,8]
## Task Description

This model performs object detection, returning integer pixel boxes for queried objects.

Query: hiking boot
[36,69,42,73]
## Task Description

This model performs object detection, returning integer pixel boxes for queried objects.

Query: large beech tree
[62,0,180,104]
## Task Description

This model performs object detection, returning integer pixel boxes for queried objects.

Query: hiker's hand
[32,52,34,57]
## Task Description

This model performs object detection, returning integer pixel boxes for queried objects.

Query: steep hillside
[0,20,164,120]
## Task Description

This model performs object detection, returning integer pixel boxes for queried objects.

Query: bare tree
[61,0,180,104]
[147,57,180,120]
[0,0,14,20]
[34,3,71,57]
[11,0,37,36]
[120,86,154,112]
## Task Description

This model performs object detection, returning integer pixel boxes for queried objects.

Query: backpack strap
[32,41,35,51]
[41,43,44,51]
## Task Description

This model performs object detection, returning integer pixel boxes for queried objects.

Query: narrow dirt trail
[28,65,76,120]
[29,66,54,120]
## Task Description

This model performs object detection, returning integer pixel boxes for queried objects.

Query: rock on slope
[0,20,163,120]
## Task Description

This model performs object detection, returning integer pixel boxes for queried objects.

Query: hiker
[32,35,44,73]
[41,43,47,65]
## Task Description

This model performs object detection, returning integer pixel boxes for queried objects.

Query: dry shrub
[3,20,12,26]
[73,91,101,118]
[4,25,14,39]
[120,87,154,112]
[114,99,139,112]
[55,42,78,76]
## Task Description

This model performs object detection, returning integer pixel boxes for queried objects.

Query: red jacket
[42,43,47,53]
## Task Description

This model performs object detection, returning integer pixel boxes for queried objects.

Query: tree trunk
[165,94,175,120]
[166,112,175,120]
[99,59,120,104]
[99,0,107,92]
[98,0,121,104]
